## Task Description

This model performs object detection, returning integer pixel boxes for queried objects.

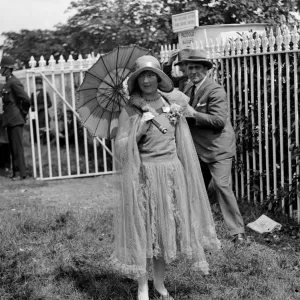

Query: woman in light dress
[109,55,221,300]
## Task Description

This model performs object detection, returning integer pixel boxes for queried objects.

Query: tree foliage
[1,0,299,68]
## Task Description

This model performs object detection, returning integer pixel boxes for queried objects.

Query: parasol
[77,45,152,139]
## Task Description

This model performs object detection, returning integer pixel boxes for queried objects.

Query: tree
[64,0,299,54]
[0,29,71,69]
[1,0,299,68]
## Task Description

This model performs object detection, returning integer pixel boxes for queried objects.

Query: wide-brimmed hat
[182,49,213,70]
[174,48,192,66]
[127,55,173,95]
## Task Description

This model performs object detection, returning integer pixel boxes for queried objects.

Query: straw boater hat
[174,48,192,66]
[127,55,174,95]
[182,49,213,70]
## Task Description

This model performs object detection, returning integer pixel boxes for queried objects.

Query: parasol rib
[80,71,116,90]
[116,45,137,85]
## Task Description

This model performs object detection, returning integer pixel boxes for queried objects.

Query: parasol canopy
[77,45,152,139]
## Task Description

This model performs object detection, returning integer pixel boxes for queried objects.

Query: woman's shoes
[137,290,149,300]
[154,290,174,300]
[157,294,174,300]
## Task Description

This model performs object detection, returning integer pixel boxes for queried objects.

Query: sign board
[177,23,267,50]
[178,29,195,48]
[172,10,199,33]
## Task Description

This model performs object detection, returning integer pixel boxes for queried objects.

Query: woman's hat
[127,55,173,95]
[174,48,192,66]
[182,49,213,70]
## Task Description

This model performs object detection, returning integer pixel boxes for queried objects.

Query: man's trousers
[200,157,244,236]
[7,125,26,178]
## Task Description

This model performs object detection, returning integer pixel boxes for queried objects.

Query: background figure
[183,49,245,244]
[0,98,11,173]
[30,76,52,144]
[0,56,31,180]
[162,48,191,92]
[110,55,220,300]
[58,109,83,147]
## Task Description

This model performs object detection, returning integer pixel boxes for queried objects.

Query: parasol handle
[151,119,167,134]
[134,106,167,134]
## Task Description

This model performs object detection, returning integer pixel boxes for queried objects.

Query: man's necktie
[187,84,196,127]
[189,84,196,106]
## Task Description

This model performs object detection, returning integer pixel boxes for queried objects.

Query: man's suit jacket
[31,89,52,127]
[1,75,31,128]
[183,78,236,163]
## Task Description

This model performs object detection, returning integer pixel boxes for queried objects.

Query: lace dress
[139,110,208,266]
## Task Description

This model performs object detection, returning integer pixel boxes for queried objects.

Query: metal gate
[26,54,116,180]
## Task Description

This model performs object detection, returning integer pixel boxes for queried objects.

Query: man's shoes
[232,233,245,245]
[11,176,26,181]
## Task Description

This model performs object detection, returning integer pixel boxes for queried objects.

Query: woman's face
[137,71,158,95]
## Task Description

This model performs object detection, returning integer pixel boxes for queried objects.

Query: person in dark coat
[162,48,191,92]
[30,76,52,143]
[0,87,11,172]
[0,56,31,180]
[182,49,245,244]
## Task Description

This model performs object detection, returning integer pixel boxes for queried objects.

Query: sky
[0,0,73,45]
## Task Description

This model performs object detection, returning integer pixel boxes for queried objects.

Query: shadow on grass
[1,185,300,300]
[55,264,137,300]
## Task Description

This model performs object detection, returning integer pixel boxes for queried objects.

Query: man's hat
[127,55,174,95]
[181,49,213,70]
[35,76,43,84]
[0,56,15,69]
[174,49,192,66]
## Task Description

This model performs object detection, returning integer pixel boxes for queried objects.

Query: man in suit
[0,84,11,173]
[0,56,31,180]
[162,48,191,92]
[182,49,245,243]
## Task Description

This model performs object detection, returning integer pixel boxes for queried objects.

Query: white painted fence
[161,26,300,222]
[26,53,115,180]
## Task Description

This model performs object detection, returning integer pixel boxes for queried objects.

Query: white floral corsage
[164,103,182,125]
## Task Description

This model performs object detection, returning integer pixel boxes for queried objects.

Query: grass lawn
[0,175,299,300]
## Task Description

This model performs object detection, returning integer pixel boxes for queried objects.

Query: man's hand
[184,105,197,118]
[167,50,179,65]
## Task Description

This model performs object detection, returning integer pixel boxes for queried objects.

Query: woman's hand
[138,112,155,135]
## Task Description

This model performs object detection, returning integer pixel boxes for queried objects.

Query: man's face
[186,62,208,84]
[179,63,187,75]
[36,83,43,90]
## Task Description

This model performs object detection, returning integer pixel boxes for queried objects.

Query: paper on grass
[246,214,282,234]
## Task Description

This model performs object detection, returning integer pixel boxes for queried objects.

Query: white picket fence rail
[26,53,116,180]
[160,26,300,222]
